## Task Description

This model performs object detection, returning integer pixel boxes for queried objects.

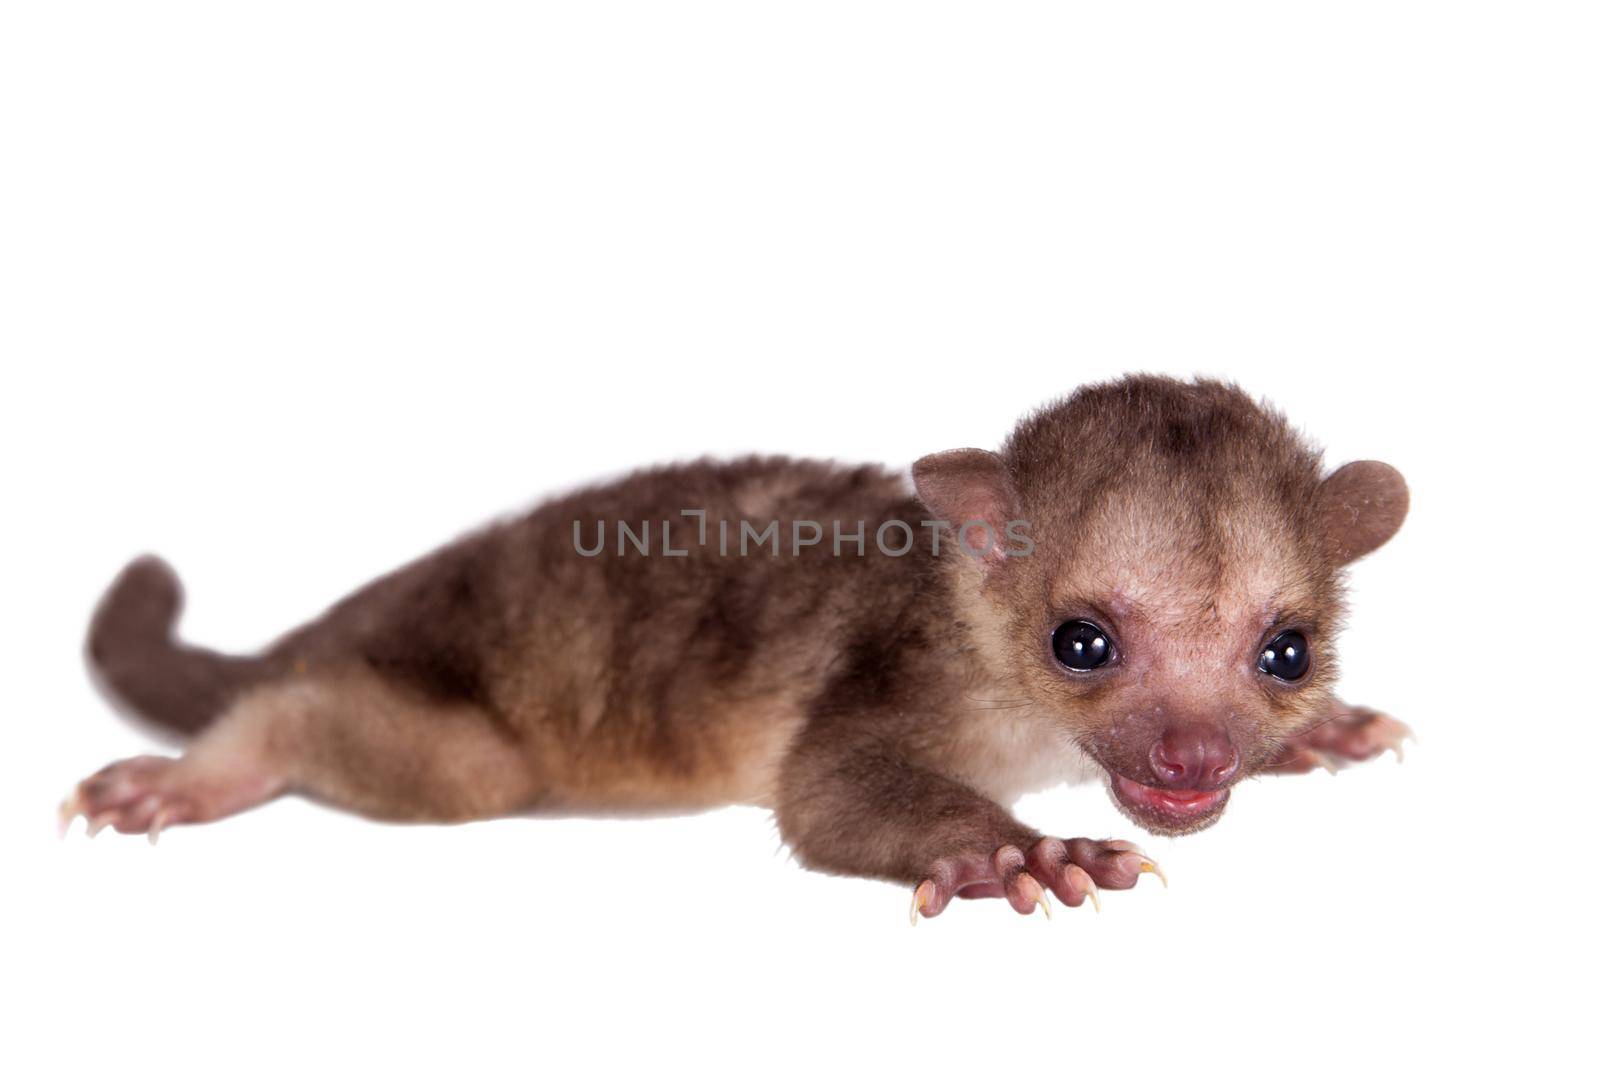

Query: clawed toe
[1016,873,1050,919]
[1059,837,1163,891]
[1127,850,1168,889]
[56,792,83,838]
[910,880,935,925]
[1378,718,1416,763]
[1063,863,1100,911]
[1351,711,1414,762]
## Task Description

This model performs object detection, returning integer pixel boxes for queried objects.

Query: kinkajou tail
[86,556,273,736]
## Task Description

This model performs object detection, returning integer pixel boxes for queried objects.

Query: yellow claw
[1138,858,1169,889]
[1064,864,1100,912]
[87,813,114,839]
[1376,716,1413,762]
[910,881,934,926]
[57,793,82,839]
[1023,877,1051,920]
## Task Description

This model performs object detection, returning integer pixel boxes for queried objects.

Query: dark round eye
[1259,631,1310,681]
[1052,620,1113,672]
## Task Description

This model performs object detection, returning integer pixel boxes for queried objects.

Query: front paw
[1268,707,1413,774]
[910,837,1165,924]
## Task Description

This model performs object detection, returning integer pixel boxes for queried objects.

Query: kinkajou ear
[911,449,1024,562]
[1316,460,1409,565]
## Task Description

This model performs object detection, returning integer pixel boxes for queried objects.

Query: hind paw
[60,756,199,841]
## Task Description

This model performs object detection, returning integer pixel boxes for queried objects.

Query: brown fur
[75,376,1408,910]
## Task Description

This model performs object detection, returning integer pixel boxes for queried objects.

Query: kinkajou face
[913,380,1408,837]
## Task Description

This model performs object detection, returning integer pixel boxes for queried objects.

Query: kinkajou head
[915,377,1407,833]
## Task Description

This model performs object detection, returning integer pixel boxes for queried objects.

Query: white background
[3,2,1596,1064]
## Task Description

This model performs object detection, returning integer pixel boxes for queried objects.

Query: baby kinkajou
[66,375,1411,921]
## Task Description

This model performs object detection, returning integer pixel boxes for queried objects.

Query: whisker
[1278,712,1347,741]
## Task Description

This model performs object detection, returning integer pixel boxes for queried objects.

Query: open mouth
[1109,772,1230,835]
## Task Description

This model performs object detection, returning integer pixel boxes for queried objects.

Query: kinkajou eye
[1052,620,1113,672]
[1258,630,1310,681]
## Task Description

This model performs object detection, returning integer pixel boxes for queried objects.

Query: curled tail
[87,556,272,736]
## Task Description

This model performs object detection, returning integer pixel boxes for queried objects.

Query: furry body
[70,377,1410,918]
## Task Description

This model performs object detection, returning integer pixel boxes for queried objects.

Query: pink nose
[1150,725,1239,791]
